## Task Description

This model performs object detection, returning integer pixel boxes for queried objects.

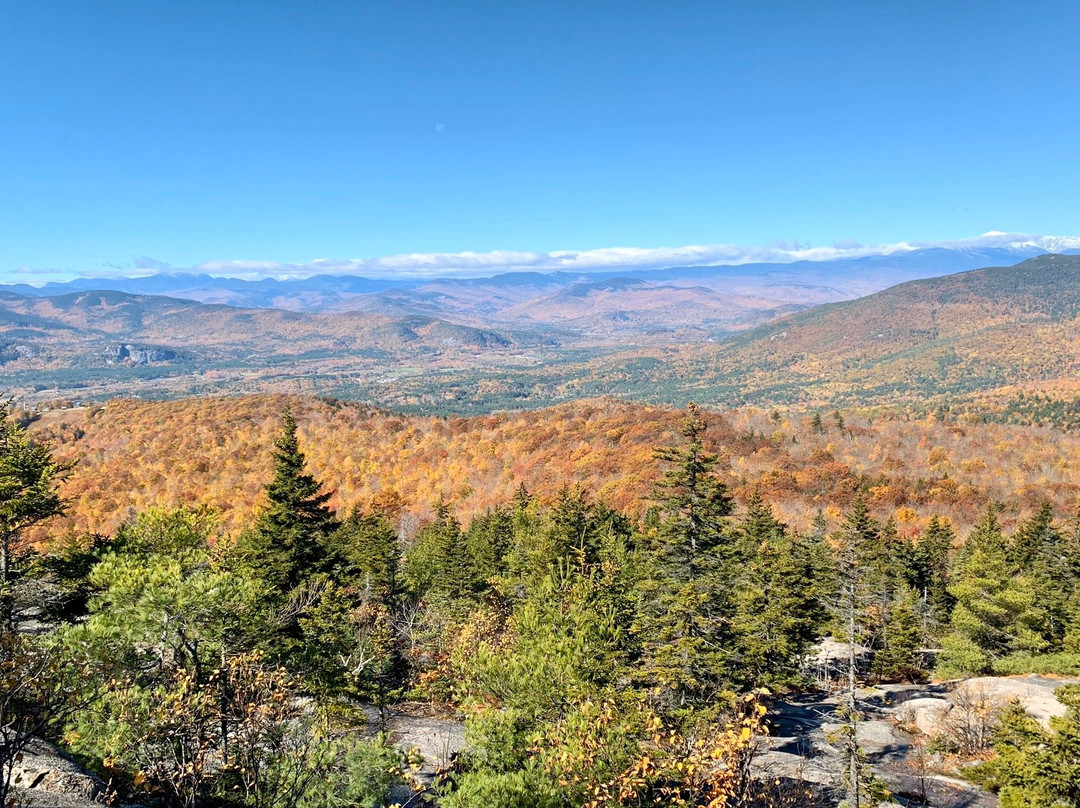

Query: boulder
[896,697,952,736]
[810,637,872,666]
[856,718,908,754]
[360,707,466,785]
[10,738,105,802]
[385,714,466,777]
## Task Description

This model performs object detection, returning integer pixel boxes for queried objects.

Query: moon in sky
[435,123,445,133]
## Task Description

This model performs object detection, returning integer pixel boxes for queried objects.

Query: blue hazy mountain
[5,245,1068,308]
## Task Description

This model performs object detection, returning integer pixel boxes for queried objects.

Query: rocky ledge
[761,674,1077,808]
[10,737,106,807]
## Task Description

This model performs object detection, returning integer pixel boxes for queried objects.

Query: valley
[6,252,1080,417]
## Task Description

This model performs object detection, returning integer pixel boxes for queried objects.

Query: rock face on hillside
[762,688,997,808]
[0,342,38,364]
[10,737,106,807]
[361,705,466,786]
[103,343,180,364]
[895,675,1068,735]
[762,673,1077,808]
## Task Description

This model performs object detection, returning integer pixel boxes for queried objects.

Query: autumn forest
[6,382,1080,808]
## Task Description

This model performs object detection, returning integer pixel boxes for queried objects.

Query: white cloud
[8,232,1080,284]
[187,232,1080,280]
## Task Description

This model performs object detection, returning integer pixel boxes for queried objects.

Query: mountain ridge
[0,287,525,367]
[335,254,1080,413]
[7,244,1073,312]
[7,253,1080,413]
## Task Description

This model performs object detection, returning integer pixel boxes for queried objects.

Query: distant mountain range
[343,254,1080,413]
[4,245,1076,348]
[6,250,1080,412]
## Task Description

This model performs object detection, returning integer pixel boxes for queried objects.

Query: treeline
[4,403,1080,806]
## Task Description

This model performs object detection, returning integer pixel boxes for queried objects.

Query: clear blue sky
[2,1,1078,278]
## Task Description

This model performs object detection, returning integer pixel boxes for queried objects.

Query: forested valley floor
[4,396,1080,808]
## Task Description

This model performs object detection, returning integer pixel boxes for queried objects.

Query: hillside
[0,289,520,360]
[644,252,1080,403]
[0,289,551,404]
[26,394,1080,541]
[679,252,1080,402]
[350,254,1080,413]
[9,254,1080,414]
[6,246,1070,354]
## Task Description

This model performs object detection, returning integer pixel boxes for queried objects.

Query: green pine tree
[404,498,469,603]
[1018,502,1073,649]
[637,402,736,708]
[829,499,898,808]
[830,500,885,647]
[233,407,337,594]
[463,506,514,591]
[0,403,70,636]
[332,507,401,601]
[871,585,923,681]
[907,516,955,642]
[938,505,1046,677]
[302,506,407,705]
[1009,500,1057,572]
[731,492,827,686]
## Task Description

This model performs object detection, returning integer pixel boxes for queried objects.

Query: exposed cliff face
[0,343,37,364]
[102,344,182,365]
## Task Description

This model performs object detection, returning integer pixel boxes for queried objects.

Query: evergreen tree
[0,404,69,636]
[871,585,923,681]
[233,407,337,593]
[1062,508,1080,652]
[938,506,1046,676]
[907,516,955,642]
[734,489,786,559]
[1065,587,1080,653]
[831,499,882,808]
[404,498,469,603]
[303,507,406,705]
[549,486,594,560]
[507,487,635,598]
[332,507,401,602]
[638,402,736,708]
[1009,500,1058,572]
[463,506,513,591]
[651,403,734,575]
[298,577,402,706]
[831,500,884,642]
[1017,502,1073,648]
[731,493,827,685]
[863,516,909,651]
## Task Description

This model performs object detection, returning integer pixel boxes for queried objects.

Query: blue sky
[2,1,1079,280]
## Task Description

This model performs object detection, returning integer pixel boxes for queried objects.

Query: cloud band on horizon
[10,232,1080,283]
